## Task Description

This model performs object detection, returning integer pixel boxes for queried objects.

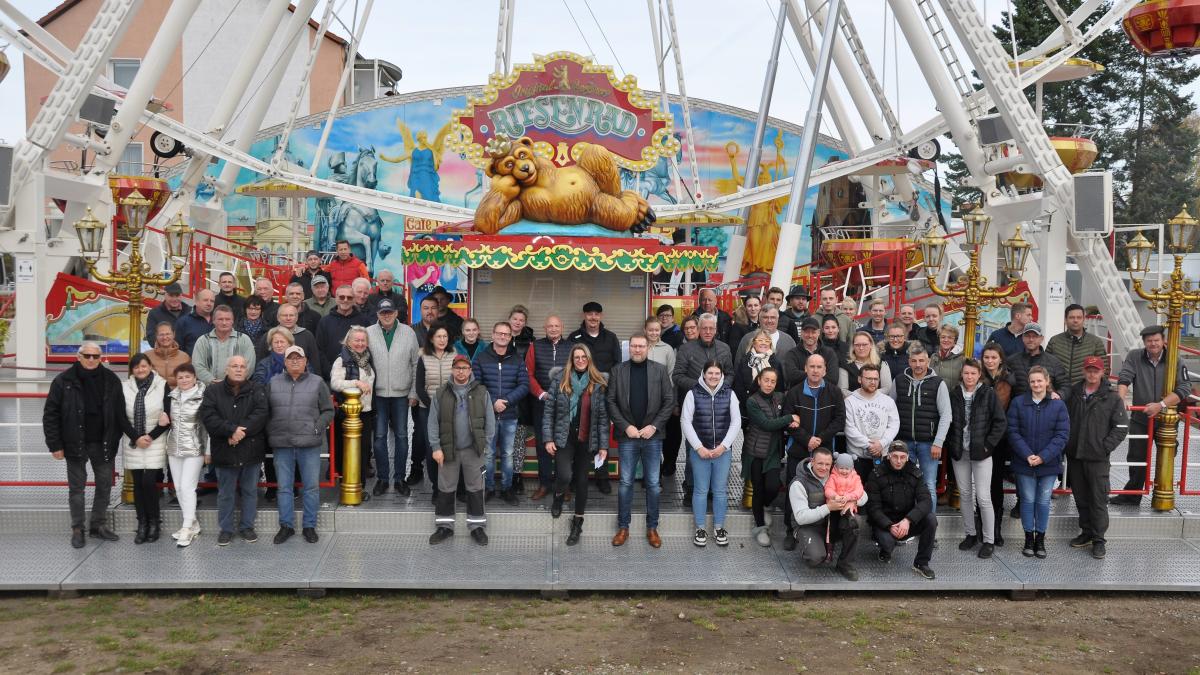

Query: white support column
[886,0,995,197]
[273,0,337,169]
[769,0,844,293]
[786,3,861,156]
[646,0,684,202]
[169,0,293,205]
[93,0,202,175]
[721,0,787,282]
[494,0,515,75]
[663,0,703,200]
[12,176,47,377]
[935,0,1074,341]
[213,0,320,198]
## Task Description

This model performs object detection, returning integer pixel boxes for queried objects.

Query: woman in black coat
[732,329,783,409]
[946,358,1007,559]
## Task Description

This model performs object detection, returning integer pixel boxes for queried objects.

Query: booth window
[110,59,140,89]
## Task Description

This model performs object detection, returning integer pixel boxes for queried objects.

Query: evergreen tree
[938,0,1200,227]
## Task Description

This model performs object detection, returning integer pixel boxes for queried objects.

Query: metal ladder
[915,0,977,111]
[835,8,903,140]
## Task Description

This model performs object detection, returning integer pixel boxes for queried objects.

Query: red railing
[1179,409,1199,495]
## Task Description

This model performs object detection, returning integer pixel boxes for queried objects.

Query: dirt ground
[0,592,1196,674]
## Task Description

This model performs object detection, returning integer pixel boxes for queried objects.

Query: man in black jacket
[315,285,367,378]
[1065,356,1129,559]
[607,332,674,549]
[866,442,938,579]
[43,342,123,547]
[782,316,839,389]
[781,353,845,551]
[690,288,734,346]
[289,250,331,299]
[198,356,270,546]
[1005,322,1069,397]
[144,282,189,343]
[569,302,622,374]
[215,271,246,321]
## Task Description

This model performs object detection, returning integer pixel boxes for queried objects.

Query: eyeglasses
[337,295,353,300]
[493,332,512,338]
[452,365,472,371]
[79,353,101,360]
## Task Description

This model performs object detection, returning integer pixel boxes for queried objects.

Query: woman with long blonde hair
[543,344,609,545]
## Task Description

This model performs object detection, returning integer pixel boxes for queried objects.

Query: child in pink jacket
[823,453,865,561]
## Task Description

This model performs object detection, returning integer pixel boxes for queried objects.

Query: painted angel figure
[380,119,453,203]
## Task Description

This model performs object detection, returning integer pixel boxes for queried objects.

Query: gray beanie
[834,453,854,470]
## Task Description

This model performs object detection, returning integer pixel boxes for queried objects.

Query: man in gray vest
[788,446,863,580]
[428,354,495,546]
[267,346,335,545]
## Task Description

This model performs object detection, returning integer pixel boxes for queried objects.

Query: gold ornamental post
[1124,206,1200,512]
[74,195,194,503]
[918,205,1033,358]
[339,388,364,506]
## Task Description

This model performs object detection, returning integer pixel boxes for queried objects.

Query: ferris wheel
[0,0,1194,368]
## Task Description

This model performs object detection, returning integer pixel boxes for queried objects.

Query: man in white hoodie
[842,364,900,483]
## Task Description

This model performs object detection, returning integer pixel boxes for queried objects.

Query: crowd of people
[44,252,1180,579]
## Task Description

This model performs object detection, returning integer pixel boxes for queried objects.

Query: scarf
[747,351,772,380]
[265,352,286,381]
[568,369,590,421]
[340,346,372,381]
[241,317,265,341]
[132,374,153,444]
[76,363,105,415]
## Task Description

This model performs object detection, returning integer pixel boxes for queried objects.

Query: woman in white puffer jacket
[165,362,208,547]
[118,353,170,545]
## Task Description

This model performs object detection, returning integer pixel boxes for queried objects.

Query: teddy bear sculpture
[473,135,656,235]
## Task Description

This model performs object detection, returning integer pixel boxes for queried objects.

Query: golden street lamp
[1125,205,1200,512]
[73,192,193,360]
[919,205,1032,357]
[74,196,193,504]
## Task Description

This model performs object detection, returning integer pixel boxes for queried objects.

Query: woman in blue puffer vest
[680,360,741,549]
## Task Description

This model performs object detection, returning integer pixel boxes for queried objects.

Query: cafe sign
[450,51,679,171]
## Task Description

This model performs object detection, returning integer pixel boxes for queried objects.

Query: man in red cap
[1063,355,1128,560]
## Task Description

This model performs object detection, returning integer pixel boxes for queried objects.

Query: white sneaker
[170,527,186,541]
[190,523,201,537]
[177,527,195,547]
[753,526,771,547]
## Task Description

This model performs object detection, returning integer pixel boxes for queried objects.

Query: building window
[258,198,268,221]
[276,198,288,217]
[352,65,374,104]
[110,59,140,89]
[116,143,142,175]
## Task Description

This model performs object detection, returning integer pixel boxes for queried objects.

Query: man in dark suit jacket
[606,332,675,549]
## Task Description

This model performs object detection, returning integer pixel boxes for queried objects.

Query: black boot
[1033,532,1047,559]
[994,520,1005,547]
[551,493,564,518]
[134,520,148,545]
[566,516,584,546]
[1021,531,1035,557]
[146,520,161,543]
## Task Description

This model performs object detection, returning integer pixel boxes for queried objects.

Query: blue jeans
[689,446,731,530]
[1016,473,1055,533]
[374,396,410,484]
[617,438,663,529]
[485,417,518,491]
[907,441,939,499]
[274,446,321,529]
[215,463,260,534]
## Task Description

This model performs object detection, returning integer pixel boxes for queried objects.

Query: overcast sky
[0,1,1130,154]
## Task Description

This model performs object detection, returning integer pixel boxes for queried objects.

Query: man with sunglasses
[44,342,124,547]
[316,284,367,378]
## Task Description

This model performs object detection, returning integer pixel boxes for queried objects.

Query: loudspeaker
[977,115,1013,146]
[0,144,12,208]
[1073,171,1112,237]
[77,94,116,127]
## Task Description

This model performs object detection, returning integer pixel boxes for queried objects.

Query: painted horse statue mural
[315,147,390,275]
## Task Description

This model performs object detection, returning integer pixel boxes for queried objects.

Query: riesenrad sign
[450,51,680,171]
